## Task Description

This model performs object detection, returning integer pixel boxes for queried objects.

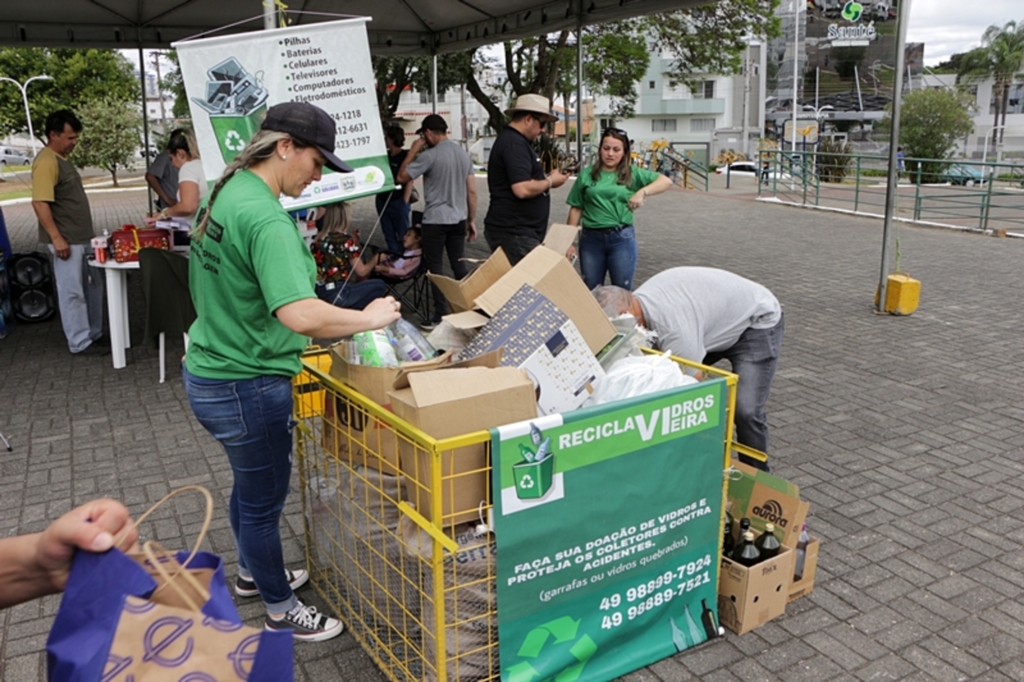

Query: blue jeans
[182,367,299,614]
[578,225,638,290]
[376,193,410,255]
[703,314,785,471]
[316,278,387,310]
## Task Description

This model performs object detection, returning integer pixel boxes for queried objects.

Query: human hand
[565,244,577,263]
[548,169,569,188]
[628,190,646,211]
[408,138,428,155]
[36,499,137,594]
[466,220,477,242]
[364,296,402,329]
[52,235,71,260]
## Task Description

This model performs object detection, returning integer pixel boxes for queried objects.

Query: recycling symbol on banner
[841,1,863,21]
[506,616,598,682]
[519,475,535,490]
[224,130,245,152]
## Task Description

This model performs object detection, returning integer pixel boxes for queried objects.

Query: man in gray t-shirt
[594,267,784,470]
[397,114,476,325]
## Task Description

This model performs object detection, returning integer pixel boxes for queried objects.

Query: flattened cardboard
[391,348,503,390]
[328,344,449,406]
[459,285,603,416]
[788,537,819,603]
[717,545,794,635]
[388,366,537,527]
[728,461,809,547]
[474,246,615,354]
[542,223,580,257]
[427,248,511,313]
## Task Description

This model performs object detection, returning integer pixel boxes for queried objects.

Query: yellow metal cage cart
[293,348,750,682]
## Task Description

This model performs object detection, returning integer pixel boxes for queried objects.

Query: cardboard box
[542,223,580,257]
[326,344,450,473]
[728,462,810,548]
[388,366,538,527]
[788,536,819,603]
[430,244,615,354]
[459,284,604,416]
[717,545,794,635]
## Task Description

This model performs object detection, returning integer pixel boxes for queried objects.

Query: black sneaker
[264,602,344,642]
[234,569,309,598]
[74,342,110,357]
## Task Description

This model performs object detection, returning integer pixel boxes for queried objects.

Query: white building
[917,72,1024,160]
[594,39,768,164]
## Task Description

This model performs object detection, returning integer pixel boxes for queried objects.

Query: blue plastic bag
[46,546,294,681]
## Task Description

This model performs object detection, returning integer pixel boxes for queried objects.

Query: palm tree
[958,20,1024,156]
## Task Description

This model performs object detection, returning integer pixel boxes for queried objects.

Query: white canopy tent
[0,0,704,55]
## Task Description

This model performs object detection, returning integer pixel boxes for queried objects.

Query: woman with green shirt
[566,128,672,290]
[183,102,401,642]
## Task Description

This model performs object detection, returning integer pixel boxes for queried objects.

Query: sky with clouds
[907,0,1022,65]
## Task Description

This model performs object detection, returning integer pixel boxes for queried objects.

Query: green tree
[372,52,474,123]
[160,50,191,120]
[0,48,137,145]
[463,0,780,133]
[832,46,866,80]
[886,87,974,182]
[73,97,143,186]
[958,20,1024,151]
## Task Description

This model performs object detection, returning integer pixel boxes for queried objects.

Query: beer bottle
[700,598,720,639]
[731,530,760,567]
[754,522,781,560]
[738,517,751,542]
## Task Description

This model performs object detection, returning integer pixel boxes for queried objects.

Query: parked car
[823,0,842,17]
[0,147,31,167]
[943,163,986,187]
[715,161,793,181]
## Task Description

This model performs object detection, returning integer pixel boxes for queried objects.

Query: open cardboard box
[429,224,614,355]
[727,460,818,603]
[388,365,538,527]
[718,545,794,635]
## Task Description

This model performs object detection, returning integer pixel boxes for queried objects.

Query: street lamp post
[0,74,53,156]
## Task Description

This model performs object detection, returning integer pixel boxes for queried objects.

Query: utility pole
[741,41,751,158]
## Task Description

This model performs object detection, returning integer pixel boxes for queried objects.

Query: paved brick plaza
[1,178,1023,681]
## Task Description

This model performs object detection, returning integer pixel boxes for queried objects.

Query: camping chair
[139,248,196,383]
[378,252,432,324]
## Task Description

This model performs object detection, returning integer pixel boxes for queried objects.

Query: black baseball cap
[416,114,448,134]
[260,102,353,173]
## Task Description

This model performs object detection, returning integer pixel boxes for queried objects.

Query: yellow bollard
[875,272,921,315]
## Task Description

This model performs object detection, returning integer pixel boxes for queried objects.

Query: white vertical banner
[173,18,391,211]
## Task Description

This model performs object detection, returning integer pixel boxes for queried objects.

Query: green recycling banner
[492,379,728,682]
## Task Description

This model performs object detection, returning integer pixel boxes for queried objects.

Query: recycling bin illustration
[191,57,269,163]
[513,453,554,499]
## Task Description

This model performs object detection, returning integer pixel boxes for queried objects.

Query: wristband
[546,176,553,191]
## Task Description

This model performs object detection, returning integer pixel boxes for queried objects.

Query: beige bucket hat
[505,93,558,122]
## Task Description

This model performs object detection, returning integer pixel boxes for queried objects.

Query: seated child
[310,202,387,310]
[374,226,422,281]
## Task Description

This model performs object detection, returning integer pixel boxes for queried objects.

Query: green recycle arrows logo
[841,1,863,21]
[519,475,535,489]
[224,130,245,152]
[506,616,598,682]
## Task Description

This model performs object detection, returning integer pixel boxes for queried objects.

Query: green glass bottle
[731,530,761,567]
[684,604,706,646]
[754,522,781,560]
[669,616,690,652]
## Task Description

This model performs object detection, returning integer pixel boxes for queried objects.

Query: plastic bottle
[731,530,761,567]
[354,329,398,367]
[794,523,810,580]
[387,318,437,362]
[754,522,781,561]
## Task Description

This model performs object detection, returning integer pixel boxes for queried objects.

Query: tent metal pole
[137,44,153,215]
[576,2,583,167]
[431,54,438,114]
[876,0,911,311]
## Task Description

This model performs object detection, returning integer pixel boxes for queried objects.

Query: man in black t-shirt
[484,94,568,264]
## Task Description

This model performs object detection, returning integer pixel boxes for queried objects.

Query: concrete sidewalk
[2,180,1023,681]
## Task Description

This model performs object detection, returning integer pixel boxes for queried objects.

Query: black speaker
[9,253,56,323]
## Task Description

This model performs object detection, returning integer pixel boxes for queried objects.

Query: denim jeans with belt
[578,225,638,290]
[703,314,785,471]
[182,367,299,615]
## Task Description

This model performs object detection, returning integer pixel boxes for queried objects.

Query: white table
[88,259,138,369]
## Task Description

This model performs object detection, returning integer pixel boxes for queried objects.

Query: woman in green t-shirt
[183,102,401,644]
[566,128,672,290]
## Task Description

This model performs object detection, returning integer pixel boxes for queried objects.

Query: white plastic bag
[585,353,697,406]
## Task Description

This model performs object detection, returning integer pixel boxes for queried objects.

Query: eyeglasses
[603,127,628,137]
